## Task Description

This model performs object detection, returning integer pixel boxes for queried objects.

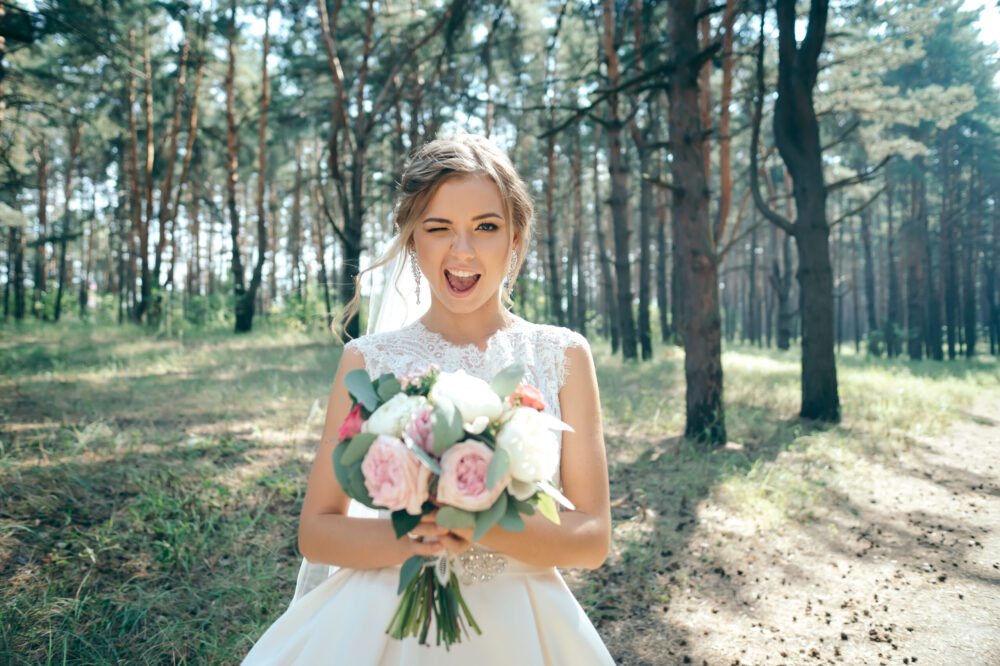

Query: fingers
[409,538,444,557]
[439,531,473,556]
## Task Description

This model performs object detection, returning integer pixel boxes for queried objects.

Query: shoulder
[516,319,591,353]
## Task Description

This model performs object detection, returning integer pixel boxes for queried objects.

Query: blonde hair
[334,133,534,338]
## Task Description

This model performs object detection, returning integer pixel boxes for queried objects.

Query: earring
[409,247,422,305]
[505,251,518,299]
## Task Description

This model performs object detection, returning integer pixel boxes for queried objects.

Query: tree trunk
[544,115,564,326]
[915,161,942,360]
[860,208,878,351]
[54,125,81,322]
[987,190,999,355]
[33,139,48,315]
[656,184,671,343]
[593,121,619,352]
[885,179,901,357]
[667,0,725,444]
[224,1,248,331]
[571,126,586,335]
[941,143,959,359]
[602,0,637,359]
[904,175,925,359]
[963,176,978,358]
[771,0,839,421]
[236,0,273,333]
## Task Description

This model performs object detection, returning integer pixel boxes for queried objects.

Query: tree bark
[33,139,48,315]
[667,0,726,444]
[224,1,247,331]
[755,0,839,421]
[885,178,902,356]
[860,208,878,350]
[963,175,978,358]
[544,111,564,325]
[592,121,619,352]
[601,0,637,359]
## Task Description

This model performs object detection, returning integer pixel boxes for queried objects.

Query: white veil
[290,244,429,607]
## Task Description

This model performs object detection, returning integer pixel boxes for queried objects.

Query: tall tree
[666,0,725,443]
[751,0,840,422]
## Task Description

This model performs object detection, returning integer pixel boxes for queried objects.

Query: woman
[243,134,614,665]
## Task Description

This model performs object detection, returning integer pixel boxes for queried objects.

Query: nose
[451,230,475,260]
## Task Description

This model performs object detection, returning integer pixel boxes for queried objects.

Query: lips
[445,268,481,294]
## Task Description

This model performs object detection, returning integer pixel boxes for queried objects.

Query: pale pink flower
[405,406,435,454]
[361,435,431,515]
[437,440,508,513]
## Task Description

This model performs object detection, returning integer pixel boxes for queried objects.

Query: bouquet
[331,361,574,649]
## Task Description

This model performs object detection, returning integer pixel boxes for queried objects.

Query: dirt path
[601,400,1000,665]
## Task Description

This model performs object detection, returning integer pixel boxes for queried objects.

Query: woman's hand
[406,513,447,557]
[412,509,474,556]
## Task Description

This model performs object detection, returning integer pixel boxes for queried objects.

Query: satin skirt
[241,556,616,665]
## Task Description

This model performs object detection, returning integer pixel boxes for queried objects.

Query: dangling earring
[505,250,518,300]
[409,247,422,305]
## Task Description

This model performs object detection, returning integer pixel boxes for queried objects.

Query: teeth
[448,269,478,277]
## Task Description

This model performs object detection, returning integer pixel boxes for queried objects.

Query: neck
[420,296,512,349]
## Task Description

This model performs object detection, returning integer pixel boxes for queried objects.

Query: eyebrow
[422,212,505,224]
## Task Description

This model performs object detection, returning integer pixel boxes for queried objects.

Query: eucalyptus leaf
[473,493,508,541]
[430,398,464,454]
[486,447,510,491]
[490,361,526,400]
[398,555,425,595]
[498,500,526,531]
[340,432,377,467]
[535,492,560,525]
[435,506,475,529]
[344,369,379,412]
[377,376,402,401]
[512,498,535,515]
[391,510,423,539]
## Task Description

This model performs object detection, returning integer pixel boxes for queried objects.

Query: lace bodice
[345,316,589,423]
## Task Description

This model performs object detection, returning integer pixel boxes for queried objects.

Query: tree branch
[830,185,887,227]
[749,9,795,236]
[827,156,892,192]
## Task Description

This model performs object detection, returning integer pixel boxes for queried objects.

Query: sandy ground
[595,399,1000,666]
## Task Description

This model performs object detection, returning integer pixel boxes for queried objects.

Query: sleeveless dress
[241,317,615,665]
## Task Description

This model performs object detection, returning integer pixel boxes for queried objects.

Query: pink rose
[338,404,364,442]
[508,383,546,411]
[404,406,435,454]
[437,440,508,512]
[361,435,431,515]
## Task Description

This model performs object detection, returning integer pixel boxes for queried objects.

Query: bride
[242,133,615,665]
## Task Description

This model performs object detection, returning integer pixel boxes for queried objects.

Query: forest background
[2,0,1000,663]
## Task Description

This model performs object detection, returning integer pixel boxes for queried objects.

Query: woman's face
[410,174,516,318]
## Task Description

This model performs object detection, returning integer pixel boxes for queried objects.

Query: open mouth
[444,268,481,295]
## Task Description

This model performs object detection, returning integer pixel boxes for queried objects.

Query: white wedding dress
[242,316,615,665]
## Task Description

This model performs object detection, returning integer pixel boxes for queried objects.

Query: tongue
[447,271,478,292]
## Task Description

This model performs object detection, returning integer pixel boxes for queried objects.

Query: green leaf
[344,369,380,412]
[331,442,353,497]
[490,361,526,399]
[398,555,425,595]
[435,506,475,530]
[473,493,507,541]
[391,510,423,539]
[535,492,560,525]
[498,499,526,531]
[340,432,377,467]
[347,464,375,508]
[512,498,536,515]
[377,375,402,401]
[430,398,464,454]
[486,447,510,491]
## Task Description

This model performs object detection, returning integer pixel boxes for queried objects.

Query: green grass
[2,321,998,663]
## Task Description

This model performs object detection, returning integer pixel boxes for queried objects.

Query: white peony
[495,406,561,500]
[429,370,503,435]
[365,393,427,438]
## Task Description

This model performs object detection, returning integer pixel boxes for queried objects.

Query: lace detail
[345,316,588,489]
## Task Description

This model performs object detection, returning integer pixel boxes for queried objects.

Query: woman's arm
[469,343,612,569]
[297,346,446,569]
